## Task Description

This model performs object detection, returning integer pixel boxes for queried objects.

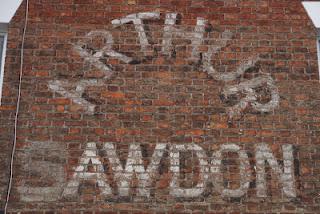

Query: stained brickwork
[1,0,320,213]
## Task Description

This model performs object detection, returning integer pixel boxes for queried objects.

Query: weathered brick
[0,0,319,213]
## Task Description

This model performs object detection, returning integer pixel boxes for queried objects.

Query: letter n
[255,143,296,198]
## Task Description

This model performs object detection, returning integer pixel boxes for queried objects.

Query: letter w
[104,143,166,197]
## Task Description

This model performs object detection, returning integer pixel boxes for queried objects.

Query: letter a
[62,142,112,198]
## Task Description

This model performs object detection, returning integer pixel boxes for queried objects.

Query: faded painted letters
[49,11,280,119]
[63,142,296,199]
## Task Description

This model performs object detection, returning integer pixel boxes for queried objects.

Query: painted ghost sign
[27,12,293,203]
[62,142,296,199]
[18,142,297,201]
[49,11,280,120]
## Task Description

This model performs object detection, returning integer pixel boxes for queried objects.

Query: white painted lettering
[104,143,166,197]
[112,12,160,51]
[255,143,296,198]
[62,142,112,198]
[169,144,209,197]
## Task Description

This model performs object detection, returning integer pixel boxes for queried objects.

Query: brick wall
[1,0,320,213]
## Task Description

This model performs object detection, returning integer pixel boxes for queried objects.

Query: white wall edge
[302,1,320,29]
[0,0,23,23]
[0,32,8,105]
